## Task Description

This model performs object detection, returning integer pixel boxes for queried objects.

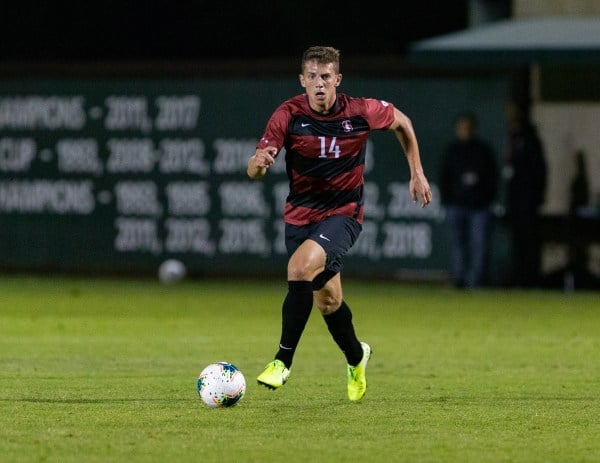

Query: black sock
[274,281,314,369]
[323,300,363,366]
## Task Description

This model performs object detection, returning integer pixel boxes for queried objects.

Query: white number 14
[318,136,341,158]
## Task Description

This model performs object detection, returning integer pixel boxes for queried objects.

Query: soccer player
[247,46,432,401]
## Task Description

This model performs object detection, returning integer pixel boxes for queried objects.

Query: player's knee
[287,263,309,281]
[316,295,342,315]
[287,260,320,281]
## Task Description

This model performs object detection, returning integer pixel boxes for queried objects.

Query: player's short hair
[301,46,340,73]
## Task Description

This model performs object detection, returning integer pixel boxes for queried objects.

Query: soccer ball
[158,259,186,284]
[197,362,246,408]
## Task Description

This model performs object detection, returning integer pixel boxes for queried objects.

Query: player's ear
[335,73,342,87]
[299,74,307,88]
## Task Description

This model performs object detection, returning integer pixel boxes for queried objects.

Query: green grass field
[0,275,598,463]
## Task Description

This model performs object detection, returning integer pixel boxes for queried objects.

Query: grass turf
[0,275,598,462]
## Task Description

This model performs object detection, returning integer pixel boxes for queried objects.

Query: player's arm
[247,146,277,180]
[248,106,288,180]
[389,107,432,208]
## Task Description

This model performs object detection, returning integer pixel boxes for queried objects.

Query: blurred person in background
[247,45,432,401]
[503,100,547,288]
[440,112,498,288]
[566,149,591,287]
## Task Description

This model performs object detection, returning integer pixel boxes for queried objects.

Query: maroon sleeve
[256,103,291,157]
[361,98,395,130]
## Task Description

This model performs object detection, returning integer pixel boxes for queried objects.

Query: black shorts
[285,215,362,290]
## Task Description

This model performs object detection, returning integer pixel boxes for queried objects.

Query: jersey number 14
[318,136,341,158]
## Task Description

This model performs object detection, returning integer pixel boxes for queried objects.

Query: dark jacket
[440,138,498,209]
[504,123,547,216]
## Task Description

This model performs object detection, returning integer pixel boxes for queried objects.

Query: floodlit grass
[0,275,598,462]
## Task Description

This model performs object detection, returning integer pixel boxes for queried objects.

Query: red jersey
[257,93,395,225]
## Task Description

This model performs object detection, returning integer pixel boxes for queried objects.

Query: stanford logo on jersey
[341,120,353,132]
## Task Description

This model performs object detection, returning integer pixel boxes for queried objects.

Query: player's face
[299,60,342,114]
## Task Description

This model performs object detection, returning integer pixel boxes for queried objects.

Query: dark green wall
[0,77,509,279]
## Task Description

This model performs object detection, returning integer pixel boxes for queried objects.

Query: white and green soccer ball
[197,362,246,408]
[158,259,186,284]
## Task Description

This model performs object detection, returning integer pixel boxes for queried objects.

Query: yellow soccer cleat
[347,342,372,402]
[257,359,291,390]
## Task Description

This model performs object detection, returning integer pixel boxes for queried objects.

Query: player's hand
[410,172,432,208]
[248,147,278,180]
[254,147,277,169]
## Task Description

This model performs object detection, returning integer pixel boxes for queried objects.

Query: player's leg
[257,238,326,389]
[315,277,371,401]
[310,216,364,365]
[315,274,363,366]
[309,215,371,401]
[277,240,327,366]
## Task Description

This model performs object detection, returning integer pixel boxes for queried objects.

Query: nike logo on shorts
[319,234,331,242]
